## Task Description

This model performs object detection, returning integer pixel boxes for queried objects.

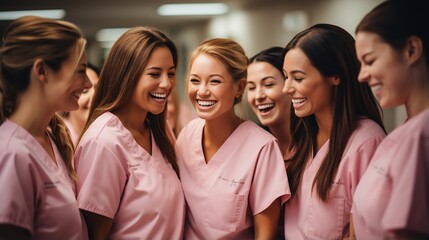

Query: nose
[282,79,293,95]
[197,83,210,97]
[84,74,93,89]
[357,67,369,83]
[255,87,265,100]
[159,73,172,89]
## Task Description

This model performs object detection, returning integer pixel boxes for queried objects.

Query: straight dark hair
[284,24,385,200]
[356,0,429,67]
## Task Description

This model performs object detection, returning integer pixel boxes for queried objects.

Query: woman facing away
[176,38,291,239]
[282,23,386,239]
[352,0,429,239]
[0,16,91,239]
[74,26,185,240]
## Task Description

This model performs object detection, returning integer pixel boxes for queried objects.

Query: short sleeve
[0,151,38,233]
[249,139,290,215]
[75,139,128,218]
[348,137,383,197]
[382,135,429,235]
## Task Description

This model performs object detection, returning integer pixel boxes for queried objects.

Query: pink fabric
[353,109,429,239]
[75,112,185,240]
[176,118,290,239]
[284,118,386,239]
[0,120,87,240]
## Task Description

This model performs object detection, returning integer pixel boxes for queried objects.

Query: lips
[257,103,274,112]
[291,97,306,109]
[197,100,216,107]
[149,92,167,99]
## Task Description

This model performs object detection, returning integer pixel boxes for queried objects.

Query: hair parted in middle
[84,26,179,175]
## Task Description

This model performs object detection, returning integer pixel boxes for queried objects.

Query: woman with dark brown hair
[282,23,386,239]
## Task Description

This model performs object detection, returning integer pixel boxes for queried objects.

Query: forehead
[191,53,228,73]
[248,61,280,80]
[283,48,312,71]
[355,32,385,54]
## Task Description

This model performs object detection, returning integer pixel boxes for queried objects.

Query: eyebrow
[190,73,224,79]
[361,51,374,60]
[283,69,306,75]
[146,66,176,70]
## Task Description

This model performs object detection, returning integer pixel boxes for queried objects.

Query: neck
[315,111,333,151]
[113,104,148,133]
[68,115,85,137]
[9,90,53,138]
[203,110,243,147]
[405,67,429,118]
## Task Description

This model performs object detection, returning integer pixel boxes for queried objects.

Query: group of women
[0,0,428,239]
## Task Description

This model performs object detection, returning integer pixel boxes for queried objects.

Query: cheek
[187,85,196,99]
[246,91,255,103]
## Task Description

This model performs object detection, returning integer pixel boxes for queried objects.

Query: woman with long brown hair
[74,26,185,240]
[282,23,386,239]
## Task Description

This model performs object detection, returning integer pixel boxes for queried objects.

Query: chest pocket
[204,190,246,232]
[303,197,346,240]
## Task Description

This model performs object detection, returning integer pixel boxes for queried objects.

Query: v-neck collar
[196,120,249,170]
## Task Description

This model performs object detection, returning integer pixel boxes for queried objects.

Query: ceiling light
[96,28,130,42]
[0,9,66,20]
[157,3,228,16]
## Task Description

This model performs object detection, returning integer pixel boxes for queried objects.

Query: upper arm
[81,210,114,240]
[0,224,31,240]
[254,198,281,240]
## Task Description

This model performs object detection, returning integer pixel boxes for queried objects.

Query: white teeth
[258,103,274,110]
[198,100,216,106]
[371,85,382,92]
[150,92,167,98]
[292,98,306,104]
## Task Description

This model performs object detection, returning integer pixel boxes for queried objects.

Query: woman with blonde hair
[176,38,290,239]
[75,26,185,239]
[0,16,91,239]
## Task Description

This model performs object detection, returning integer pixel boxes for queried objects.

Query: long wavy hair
[284,24,385,201]
[0,16,86,180]
[83,26,179,175]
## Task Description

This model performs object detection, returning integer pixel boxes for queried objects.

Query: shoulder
[239,120,276,143]
[382,108,429,148]
[0,121,37,165]
[176,118,204,142]
[80,112,130,148]
[348,118,386,146]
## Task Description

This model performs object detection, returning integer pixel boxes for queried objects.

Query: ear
[328,76,341,86]
[236,78,247,98]
[33,59,47,83]
[404,36,423,65]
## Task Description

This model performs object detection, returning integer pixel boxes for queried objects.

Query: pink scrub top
[284,118,386,240]
[176,118,291,239]
[352,109,429,239]
[75,112,185,240]
[0,120,87,240]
